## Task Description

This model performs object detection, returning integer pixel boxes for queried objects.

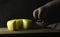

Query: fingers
[33,9,38,19]
[37,8,42,19]
[33,7,42,19]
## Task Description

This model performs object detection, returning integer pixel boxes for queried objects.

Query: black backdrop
[0,0,52,27]
[0,0,32,27]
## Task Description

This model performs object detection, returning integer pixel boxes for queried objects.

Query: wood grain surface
[0,28,59,34]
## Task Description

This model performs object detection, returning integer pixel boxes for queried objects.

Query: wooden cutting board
[0,28,59,34]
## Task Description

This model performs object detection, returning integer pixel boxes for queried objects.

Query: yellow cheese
[7,20,16,31]
[22,19,32,29]
[7,19,23,31]
[15,19,23,30]
[7,19,32,31]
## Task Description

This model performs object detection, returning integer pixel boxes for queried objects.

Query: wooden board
[0,28,59,34]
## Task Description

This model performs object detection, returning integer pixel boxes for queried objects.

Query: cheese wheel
[7,19,32,31]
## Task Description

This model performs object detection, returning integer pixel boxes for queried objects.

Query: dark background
[0,0,53,27]
[0,0,32,27]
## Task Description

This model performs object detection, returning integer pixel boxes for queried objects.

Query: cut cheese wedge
[7,20,16,31]
[22,19,32,29]
[7,19,23,31]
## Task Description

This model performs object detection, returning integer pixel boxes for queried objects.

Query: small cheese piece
[7,20,16,31]
[23,19,32,29]
[7,19,23,31]
[16,19,23,30]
